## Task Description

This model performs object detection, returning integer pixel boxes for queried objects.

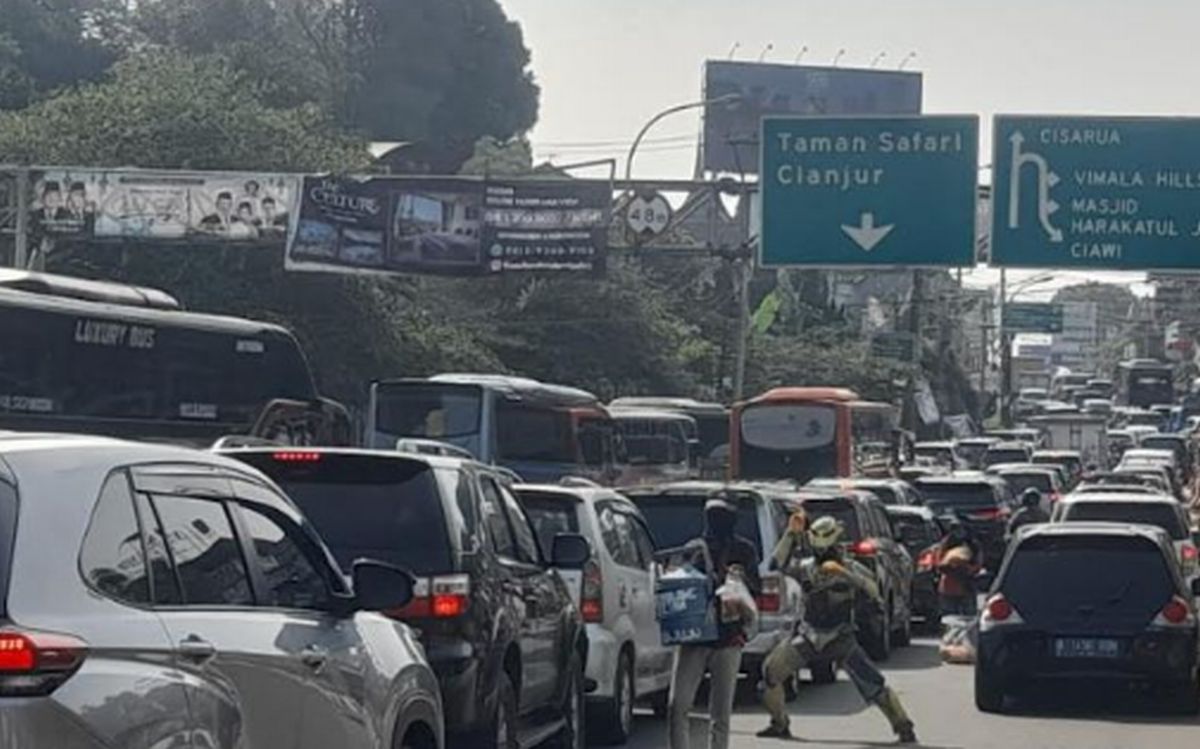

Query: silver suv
[0,434,442,749]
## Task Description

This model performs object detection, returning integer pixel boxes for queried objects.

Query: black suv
[796,489,915,662]
[914,474,1015,572]
[222,448,591,749]
[977,523,1200,714]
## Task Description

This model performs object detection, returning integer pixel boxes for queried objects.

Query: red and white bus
[730,387,902,483]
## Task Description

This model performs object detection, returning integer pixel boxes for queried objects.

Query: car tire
[553,653,587,749]
[488,670,519,749]
[892,597,912,647]
[865,608,892,662]
[974,666,1006,714]
[595,651,635,745]
[810,660,836,685]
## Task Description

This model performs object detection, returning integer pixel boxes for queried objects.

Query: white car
[1051,493,1199,582]
[516,483,672,744]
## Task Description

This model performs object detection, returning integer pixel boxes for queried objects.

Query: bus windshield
[373,383,483,441]
[737,403,838,481]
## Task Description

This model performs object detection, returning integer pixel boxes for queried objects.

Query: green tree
[0,0,125,109]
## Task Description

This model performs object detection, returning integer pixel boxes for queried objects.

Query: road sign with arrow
[760,115,978,267]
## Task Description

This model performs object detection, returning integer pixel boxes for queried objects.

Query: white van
[516,483,672,744]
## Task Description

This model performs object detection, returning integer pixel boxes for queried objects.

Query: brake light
[1182,544,1198,564]
[979,594,1024,632]
[851,539,879,557]
[0,629,88,696]
[387,574,470,620]
[1155,596,1194,627]
[917,549,937,571]
[756,572,782,614]
[581,559,603,623]
[272,451,322,463]
[969,507,1010,521]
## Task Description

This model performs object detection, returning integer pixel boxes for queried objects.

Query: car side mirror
[551,533,591,569]
[351,560,415,612]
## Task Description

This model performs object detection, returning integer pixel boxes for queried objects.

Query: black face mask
[948,529,967,544]
[705,508,737,540]
[814,545,842,563]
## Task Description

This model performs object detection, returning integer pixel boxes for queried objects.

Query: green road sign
[992,116,1200,270]
[760,116,979,267]
[1004,302,1064,333]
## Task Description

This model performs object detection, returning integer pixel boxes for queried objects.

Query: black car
[797,489,915,662]
[222,448,591,749]
[885,505,948,629]
[806,477,922,506]
[976,523,1200,714]
[913,475,1015,573]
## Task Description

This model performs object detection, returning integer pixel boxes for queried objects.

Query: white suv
[516,483,672,745]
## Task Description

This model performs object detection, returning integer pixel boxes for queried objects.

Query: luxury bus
[365,373,622,483]
[730,387,903,482]
[0,271,350,446]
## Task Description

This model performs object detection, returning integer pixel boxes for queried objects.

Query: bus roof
[608,407,699,425]
[0,269,181,310]
[0,284,300,339]
[608,397,727,416]
[744,387,862,405]
[381,373,603,406]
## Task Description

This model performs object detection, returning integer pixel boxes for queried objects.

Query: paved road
[624,637,1200,749]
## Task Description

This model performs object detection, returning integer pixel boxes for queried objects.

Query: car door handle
[299,645,328,671]
[178,635,216,664]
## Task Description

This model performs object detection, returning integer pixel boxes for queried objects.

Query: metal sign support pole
[14,168,28,269]
[732,254,752,402]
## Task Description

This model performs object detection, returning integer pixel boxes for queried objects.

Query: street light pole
[999,271,1056,426]
[624,94,741,182]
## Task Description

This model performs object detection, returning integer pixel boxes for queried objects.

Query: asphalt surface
[623,637,1200,749]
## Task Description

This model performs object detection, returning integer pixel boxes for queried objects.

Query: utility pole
[999,269,1013,427]
[906,269,925,434]
[732,253,752,402]
[13,169,28,269]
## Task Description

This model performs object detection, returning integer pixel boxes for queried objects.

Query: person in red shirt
[936,519,983,618]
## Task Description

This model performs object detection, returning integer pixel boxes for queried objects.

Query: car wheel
[974,666,1006,713]
[810,660,836,685]
[596,651,635,745]
[866,608,892,662]
[893,599,912,647]
[489,670,519,749]
[553,653,586,749]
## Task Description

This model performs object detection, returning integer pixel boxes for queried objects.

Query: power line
[531,132,697,149]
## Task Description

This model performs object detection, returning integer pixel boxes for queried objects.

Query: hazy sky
[500,0,1190,293]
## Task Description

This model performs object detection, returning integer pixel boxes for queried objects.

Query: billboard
[702,61,922,174]
[286,176,609,276]
[29,169,296,242]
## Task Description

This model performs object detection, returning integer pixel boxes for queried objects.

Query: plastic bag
[716,564,759,639]
[939,614,978,664]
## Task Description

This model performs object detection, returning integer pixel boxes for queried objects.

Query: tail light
[1154,596,1195,628]
[756,572,782,614]
[580,559,604,623]
[1182,544,1198,573]
[0,629,88,697]
[916,549,937,571]
[272,451,322,463]
[851,539,879,557]
[980,594,1024,631]
[388,574,471,620]
[969,507,1010,521]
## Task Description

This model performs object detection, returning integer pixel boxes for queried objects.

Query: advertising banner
[29,169,296,242]
[287,176,608,276]
[703,61,922,174]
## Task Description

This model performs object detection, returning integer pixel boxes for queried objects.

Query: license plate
[1053,637,1121,659]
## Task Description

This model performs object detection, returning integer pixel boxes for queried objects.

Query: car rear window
[1002,473,1053,494]
[518,491,581,560]
[1060,502,1187,540]
[861,486,899,505]
[800,499,862,540]
[1003,535,1175,619]
[232,453,453,575]
[918,483,998,507]
[0,481,14,617]
[633,495,761,551]
[986,450,1028,465]
[889,514,937,550]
